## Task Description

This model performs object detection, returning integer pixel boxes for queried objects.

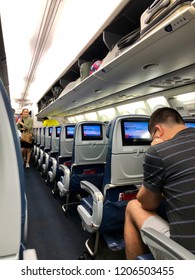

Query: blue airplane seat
[34,127,41,164]
[41,126,57,177]
[183,116,195,128]
[57,121,108,212]
[37,127,46,169]
[47,124,76,187]
[77,115,151,257]
[32,127,37,159]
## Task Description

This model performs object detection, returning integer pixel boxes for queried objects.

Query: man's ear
[156,124,164,137]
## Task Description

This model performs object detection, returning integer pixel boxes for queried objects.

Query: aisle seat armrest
[57,164,71,194]
[23,249,38,260]
[77,180,103,232]
[141,227,195,260]
[48,157,57,181]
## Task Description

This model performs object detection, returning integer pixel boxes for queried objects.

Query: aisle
[24,162,88,260]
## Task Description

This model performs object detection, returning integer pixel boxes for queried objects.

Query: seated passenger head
[148,107,186,142]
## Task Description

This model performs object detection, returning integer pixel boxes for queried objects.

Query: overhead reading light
[94,89,103,94]
[142,63,159,70]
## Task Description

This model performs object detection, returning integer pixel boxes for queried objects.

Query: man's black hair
[148,107,184,134]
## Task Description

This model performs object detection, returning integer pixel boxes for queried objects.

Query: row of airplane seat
[48,124,76,185]
[33,116,150,257]
[32,115,195,260]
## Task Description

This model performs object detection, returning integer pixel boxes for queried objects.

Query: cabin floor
[24,160,126,260]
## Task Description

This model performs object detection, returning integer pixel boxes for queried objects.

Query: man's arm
[137,185,162,211]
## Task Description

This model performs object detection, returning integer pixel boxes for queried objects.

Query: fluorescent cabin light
[75,115,85,122]
[175,92,195,102]
[84,112,98,121]
[147,96,169,111]
[117,101,146,114]
[98,108,116,121]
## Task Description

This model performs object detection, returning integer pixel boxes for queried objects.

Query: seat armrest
[49,156,57,165]
[57,164,71,195]
[23,249,37,260]
[77,180,104,232]
[48,157,57,182]
[80,180,103,203]
[37,149,44,168]
[42,152,50,175]
[141,227,195,260]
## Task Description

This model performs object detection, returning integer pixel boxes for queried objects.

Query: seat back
[57,121,108,209]
[103,114,151,187]
[0,80,26,259]
[33,127,39,157]
[37,127,48,168]
[73,121,108,165]
[59,124,76,160]
[33,127,38,144]
[36,127,41,146]
[39,126,53,173]
[34,127,42,163]
[44,126,52,150]
[183,116,195,128]
[50,125,61,154]
[40,127,46,147]
[69,121,108,193]
[101,115,151,230]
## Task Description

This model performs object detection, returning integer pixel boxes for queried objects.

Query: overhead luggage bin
[37,1,195,118]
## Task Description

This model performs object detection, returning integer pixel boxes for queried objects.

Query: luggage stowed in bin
[80,62,92,81]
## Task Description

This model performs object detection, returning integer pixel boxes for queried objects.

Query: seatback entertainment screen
[49,127,53,136]
[81,124,103,141]
[121,120,151,146]
[56,126,61,138]
[65,125,75,139]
